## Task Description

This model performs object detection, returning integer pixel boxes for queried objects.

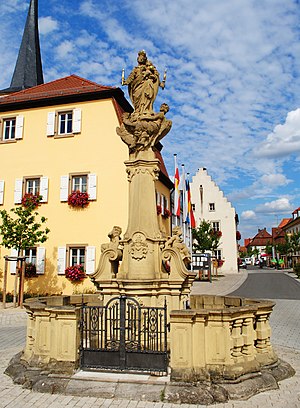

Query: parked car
[238,258,247,269]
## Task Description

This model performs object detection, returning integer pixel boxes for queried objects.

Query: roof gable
[0,75,113,104]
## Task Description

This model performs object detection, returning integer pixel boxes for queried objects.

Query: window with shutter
[14,178,23,204]
[9,248,18,274]
[40,177,49,203]
[60,175,69,201]
[15,115,24,139]
[72,108,82,133]
[36,247,46,274]
[86,246,96,275]
[47,112,55,136]
[57,247,67,274]
[0,180,4,205]
[88,174,97,200]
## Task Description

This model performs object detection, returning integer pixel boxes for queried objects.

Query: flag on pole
[174,154,181,217]
[186,176,196,228]
[179,164,187,223]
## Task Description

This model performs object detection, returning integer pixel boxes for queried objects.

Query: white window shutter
[14,178,23,204]
[36,247,46,274]
[0,180,4,205]
[40,177,48,203]
[88,174,97,200]
[47,112,55,136]
[10,248,18,274]
[161,194,165,213]
[15,115,24,139]
[73,108,82,133]
[57,247,66,275]
[86,246,96,275]
[60,175,69,201]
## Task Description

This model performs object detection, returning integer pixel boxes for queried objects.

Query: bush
[293,263,300,278]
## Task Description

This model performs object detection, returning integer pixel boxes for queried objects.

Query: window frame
[47,108,82,138]
[213,249,222,260]
[211,221,220,232]
[209,203,215,212]
[58,111,73,135]
[71,174,88,193]
[24,247,37,265]
[66,244,88,269]
[25,177,41,196]
[60,173,97,202]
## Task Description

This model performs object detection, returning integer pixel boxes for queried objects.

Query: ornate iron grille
[80,296,168,373]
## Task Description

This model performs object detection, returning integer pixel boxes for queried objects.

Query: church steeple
[1,0,44,94]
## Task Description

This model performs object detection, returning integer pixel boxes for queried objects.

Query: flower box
[22,193,42,209]
[162,208,171,219]
[68,191,90,208]
[25,262,37,278]
[65,264,86,282]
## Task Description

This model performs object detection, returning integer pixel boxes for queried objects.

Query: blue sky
[1,0,300,240]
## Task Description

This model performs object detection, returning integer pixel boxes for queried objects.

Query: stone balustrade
[169,294,277,382]
[21,293,277,384]
[23,294,102,368]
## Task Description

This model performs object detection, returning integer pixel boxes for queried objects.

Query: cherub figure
[101,226,122,253]
[165,226,191,264]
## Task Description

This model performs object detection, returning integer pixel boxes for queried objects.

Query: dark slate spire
[1,0,44,94]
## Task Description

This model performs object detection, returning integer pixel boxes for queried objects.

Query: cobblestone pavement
[0,272,300,407]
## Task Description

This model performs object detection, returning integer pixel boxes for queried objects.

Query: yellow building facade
[0,75,172,296]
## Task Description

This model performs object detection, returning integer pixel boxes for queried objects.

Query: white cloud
[260,174,291,188]
[241,210,256,220]
[256,108,300,158]
[255,198,293,214]
[39,17,58,35]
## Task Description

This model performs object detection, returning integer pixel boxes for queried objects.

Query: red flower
[162,208,171,219]
[157,204,162,215]
[68,191,90,208]
[65,264,86,282]
[22,193,42,209]
[236,231,241,241]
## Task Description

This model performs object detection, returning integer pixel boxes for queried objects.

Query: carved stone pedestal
[91,150,195,308]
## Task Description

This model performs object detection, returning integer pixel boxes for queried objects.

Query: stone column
[119,152,165,280]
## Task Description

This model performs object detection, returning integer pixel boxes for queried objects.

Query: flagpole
[173,154,180,227]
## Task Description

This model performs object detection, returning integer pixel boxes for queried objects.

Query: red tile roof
[250,228,272,247]
[278,218,292,228]
[0,74,113,104]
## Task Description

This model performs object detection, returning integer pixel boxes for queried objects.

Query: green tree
[287,231,300,257]
[0,206,50,254]
[0,203,50,306]
[192,220,222,253]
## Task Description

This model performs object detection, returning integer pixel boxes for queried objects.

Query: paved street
[0,270,299,407]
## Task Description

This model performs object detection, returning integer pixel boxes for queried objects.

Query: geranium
[65,264,86,282]
[22,193,42,209]
[25,262,37,278]
[217,259,225,267]
[162,208,171,219]
[157,204,162,215]
[68,191,90,208]
[213,230,222,238]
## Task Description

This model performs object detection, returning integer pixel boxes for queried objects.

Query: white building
[190,168,238,274]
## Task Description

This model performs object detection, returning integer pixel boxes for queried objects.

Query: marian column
[92,51,195,307]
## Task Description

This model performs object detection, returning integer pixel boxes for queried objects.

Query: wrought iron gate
[80,296,168,373]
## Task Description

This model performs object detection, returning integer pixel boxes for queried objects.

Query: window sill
[0,139,17,144]
[52,133,76,139]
